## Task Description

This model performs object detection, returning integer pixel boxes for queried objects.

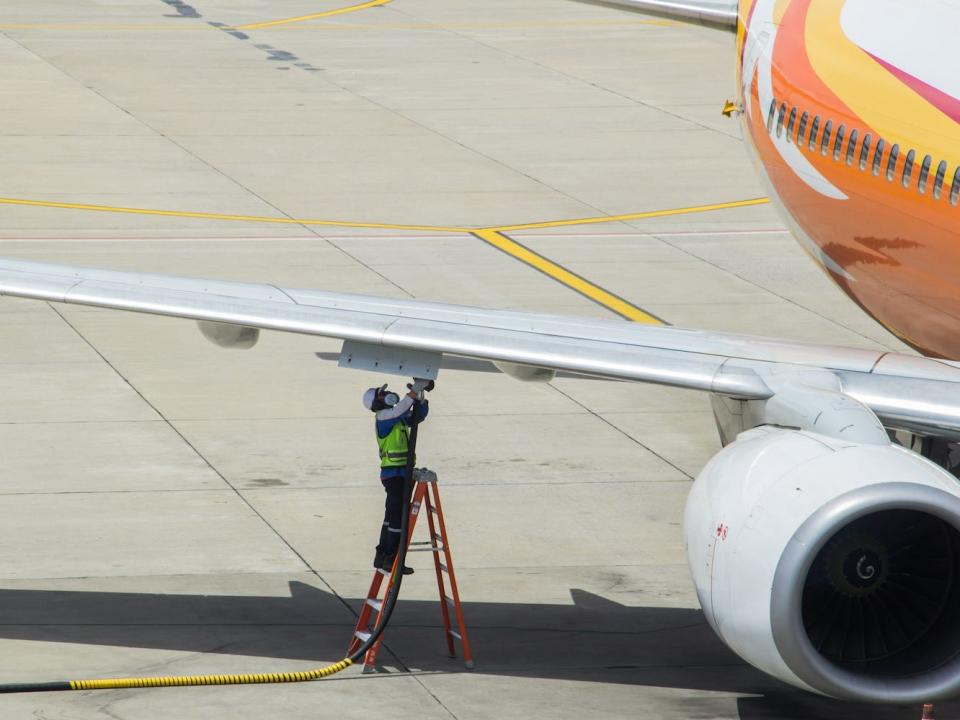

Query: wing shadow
[0,582,951,718]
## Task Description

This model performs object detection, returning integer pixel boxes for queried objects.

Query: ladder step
[439,562,449,573]
[376,568,390,576]
[366,598,383,612]
[444,596,456,607]
[408,547,441,553]
[429,505,438,514]
[448,629,462,640]
[354,631,372,642]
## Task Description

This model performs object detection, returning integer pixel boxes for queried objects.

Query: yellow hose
[0,399,430,696]
[67,659,353,691]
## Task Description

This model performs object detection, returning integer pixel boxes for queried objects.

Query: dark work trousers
[376,476,406,560]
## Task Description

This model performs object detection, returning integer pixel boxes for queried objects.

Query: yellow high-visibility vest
[378,422,411,468]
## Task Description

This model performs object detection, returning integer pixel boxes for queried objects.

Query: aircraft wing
[1,257,959,438]
[571,0,738,30]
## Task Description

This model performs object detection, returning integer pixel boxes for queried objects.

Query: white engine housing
[685,426,960,702]
[493,362,556,382]
[197,320,259,349]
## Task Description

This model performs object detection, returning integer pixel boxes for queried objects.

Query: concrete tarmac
[0,1,945,718]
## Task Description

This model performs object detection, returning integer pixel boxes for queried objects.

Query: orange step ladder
[348,468,474,673]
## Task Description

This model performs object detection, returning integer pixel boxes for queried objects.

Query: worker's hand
[409,379,435,394]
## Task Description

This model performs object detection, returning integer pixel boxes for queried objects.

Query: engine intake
[804,510,960,670]
[772,484,960,702]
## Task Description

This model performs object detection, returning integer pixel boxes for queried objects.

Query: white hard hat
[362,387,379,411]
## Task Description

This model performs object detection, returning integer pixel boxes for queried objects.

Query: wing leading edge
[571,0,738,31]
[1,257,959,438]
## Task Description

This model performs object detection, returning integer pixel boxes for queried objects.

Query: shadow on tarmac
[0,581,952,718]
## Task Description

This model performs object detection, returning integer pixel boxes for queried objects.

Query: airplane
[2,0,960,705]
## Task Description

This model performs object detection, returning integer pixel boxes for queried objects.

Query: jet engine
[197,320,260,349]
[493,362,556,382]
[685,426,960,702]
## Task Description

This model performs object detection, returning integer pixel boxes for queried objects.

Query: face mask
[383,392,400,407]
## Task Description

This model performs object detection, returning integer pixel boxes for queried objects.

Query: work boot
[373,549,385,569]
[380,555,414,575]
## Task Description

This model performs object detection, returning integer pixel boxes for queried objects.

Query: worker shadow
[0,581,953,719]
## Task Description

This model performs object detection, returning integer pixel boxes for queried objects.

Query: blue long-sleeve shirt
[376,395,429,479]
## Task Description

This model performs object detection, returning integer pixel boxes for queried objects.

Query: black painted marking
[204,23,323,73]
[255,45,298,63]
[161,0,201,19]
[207,22,250,40]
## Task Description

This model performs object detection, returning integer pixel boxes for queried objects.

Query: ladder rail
[425,487,456,658]
[361,572,393,671]
[430,482,475,668]
[347,570,387,657]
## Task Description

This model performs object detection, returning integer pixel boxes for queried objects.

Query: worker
[362,380,432,573]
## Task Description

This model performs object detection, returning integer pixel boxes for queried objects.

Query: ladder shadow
[0,581,952,719]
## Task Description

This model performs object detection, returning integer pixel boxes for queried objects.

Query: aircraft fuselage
[738,0,960,358]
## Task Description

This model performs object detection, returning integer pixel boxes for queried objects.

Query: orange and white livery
[738,0,960,358]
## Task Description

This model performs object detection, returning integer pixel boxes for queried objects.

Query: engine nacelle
[197,320,259,349]
[493,362,556,382]
[686,426,960,703]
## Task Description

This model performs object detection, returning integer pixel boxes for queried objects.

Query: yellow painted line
[0,196,769,237]
[490,198,770,232]
[0,1,392,31]
[0,17,673,32]
[272,17,677,30]
[0,197,468,234]
[0,195,771,323]
[235,0,392,30]
[0,23,197,30]
[474,229,664,325]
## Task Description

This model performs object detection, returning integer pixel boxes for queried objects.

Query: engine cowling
[685,426,960,703]
[197,320,259,349]
[493,362,556,382]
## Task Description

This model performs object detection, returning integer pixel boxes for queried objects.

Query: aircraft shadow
[0,581,953,719]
